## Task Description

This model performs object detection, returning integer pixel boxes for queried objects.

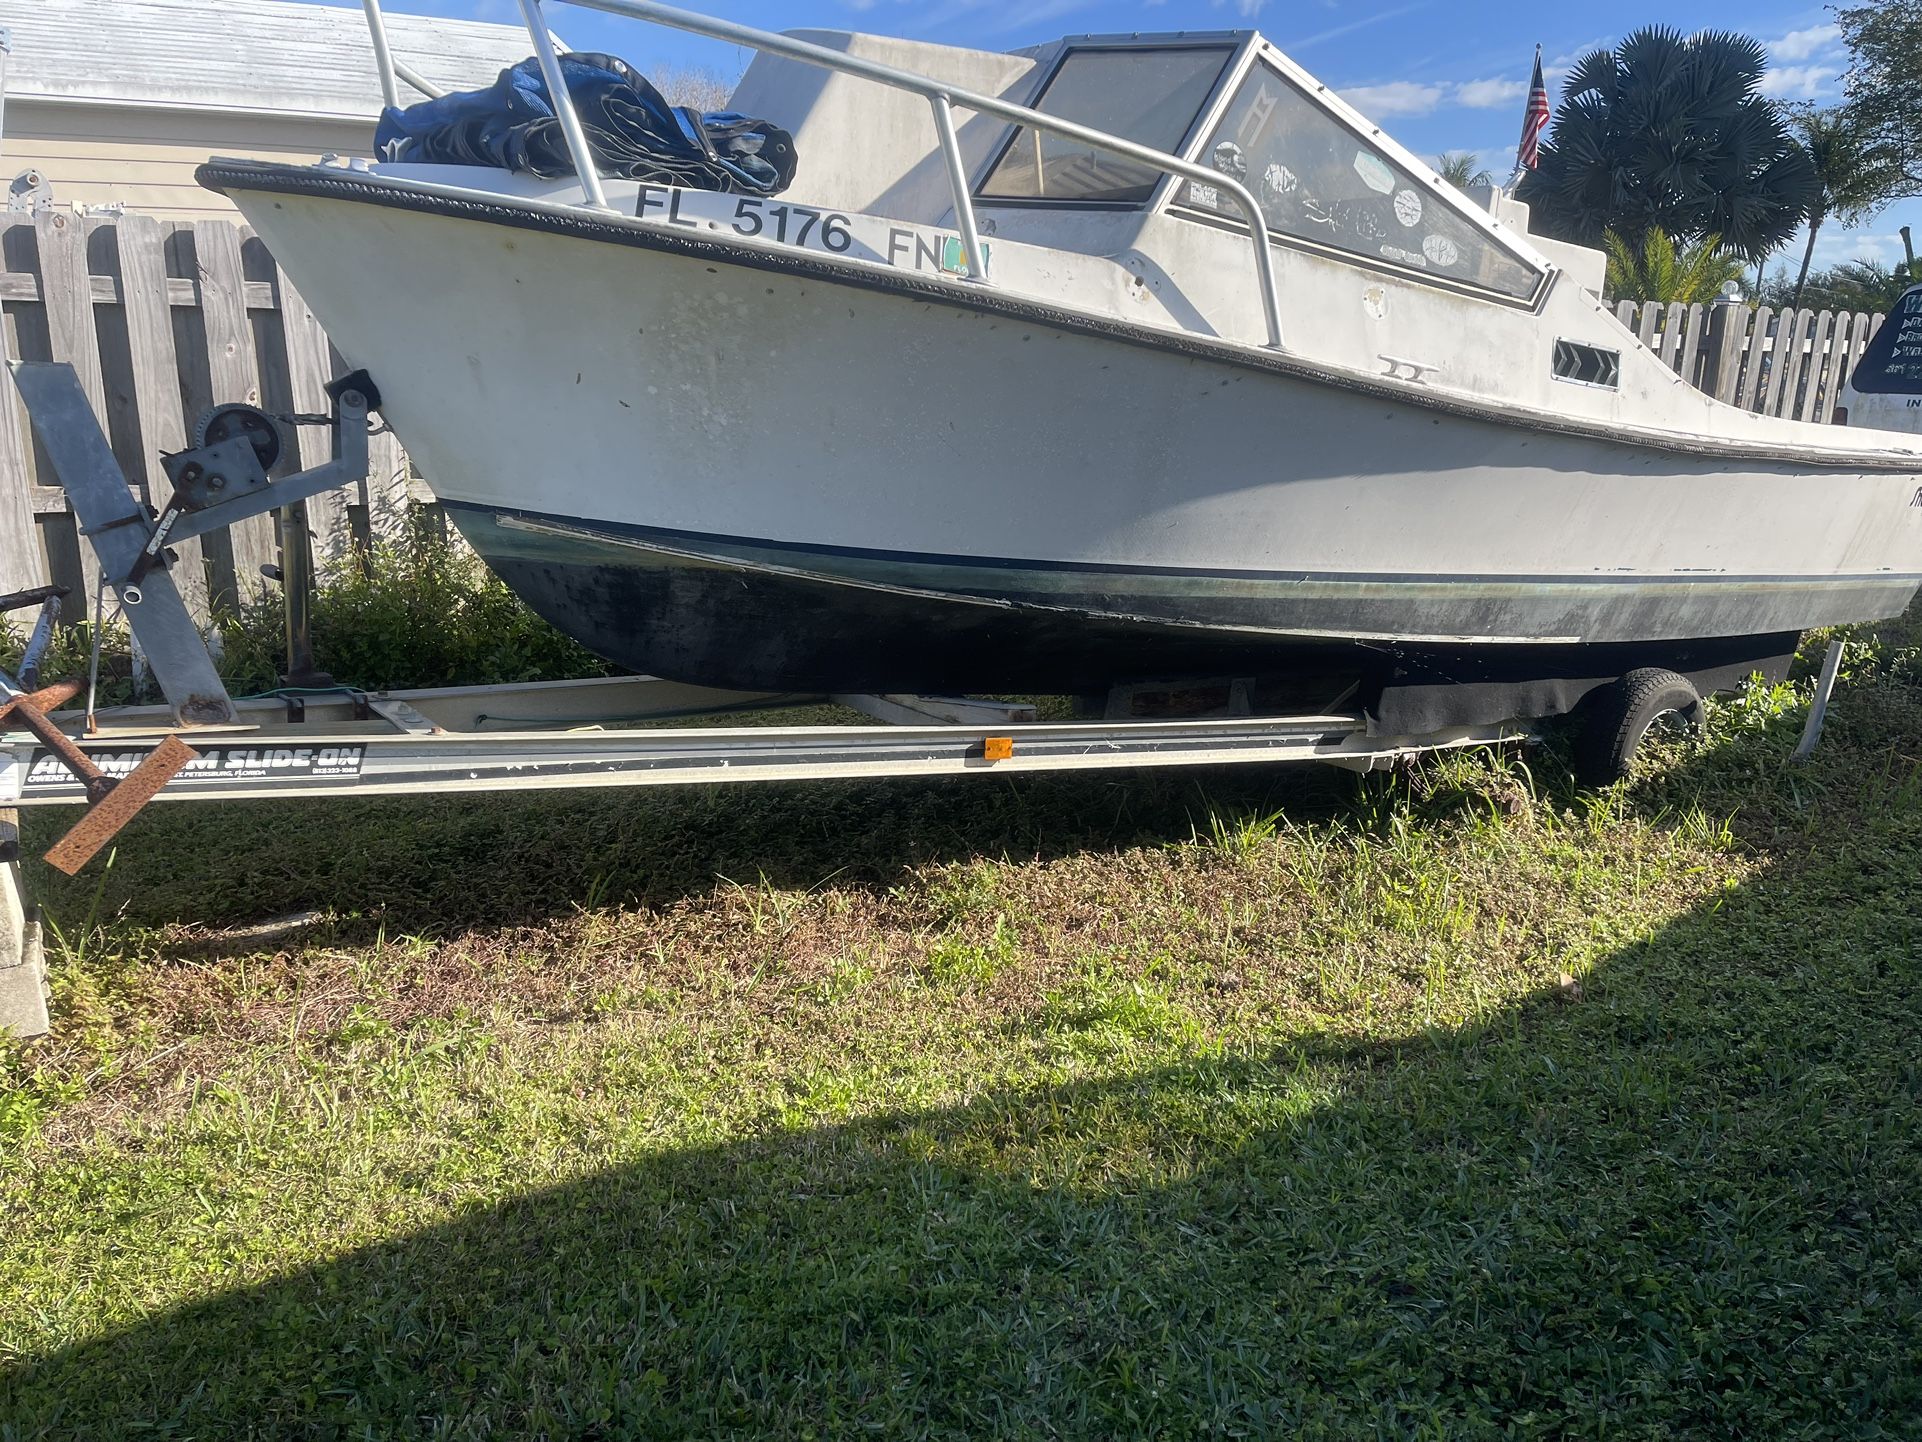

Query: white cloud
[1369,29,1842,117]
[1548,38,1613,69]
[1472,144,1515,175]
[1811,228,1907,266]
[1285,3,1427,53]
[1766,23,1840,62]
[1455,77,1526,109]
[1758,62,1839,99]
[1342,80,1446,118]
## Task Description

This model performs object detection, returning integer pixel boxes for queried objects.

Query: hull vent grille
[1553,339,1621,388]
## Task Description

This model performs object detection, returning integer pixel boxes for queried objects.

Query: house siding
[6,102,374,221]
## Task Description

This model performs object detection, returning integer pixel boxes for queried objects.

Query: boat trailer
[0,361,1843,1038]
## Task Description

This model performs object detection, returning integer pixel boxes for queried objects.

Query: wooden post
[1636,302,1660,349]
[1774,310,1817,420]
[1698,294,1750,403]
[1761,309,1801,417]
[0,808,50,1040]
[1814,311,1859,424]
[114,214,211,622]
[33,210,107,609]
[192,220,276,612]
[192,222,272,580]
[1659,301,1685,369]
[1798,311,1836,422]
[1735,306,1773,411]
[1677,302,1706,389]
[275,266,354,564]
[0,331,44,597]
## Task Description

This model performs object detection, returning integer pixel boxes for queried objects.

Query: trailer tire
[1575,668,1702,786]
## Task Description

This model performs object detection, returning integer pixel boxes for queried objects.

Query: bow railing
[359,0,1285,348]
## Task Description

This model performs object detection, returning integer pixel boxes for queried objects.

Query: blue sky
[339,0,1917,284]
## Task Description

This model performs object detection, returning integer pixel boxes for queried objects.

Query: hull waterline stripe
[474,501,1921,591]
[196,159,1922,475]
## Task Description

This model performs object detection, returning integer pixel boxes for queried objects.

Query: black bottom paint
[475,525,1799,731]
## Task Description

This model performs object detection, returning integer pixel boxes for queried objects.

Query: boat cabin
[715,26,1702,430]
[339,11,1837,445]
[728,29,1606,304]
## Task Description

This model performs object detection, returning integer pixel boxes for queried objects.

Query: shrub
[3,518,611,699]
[218,519,611,693]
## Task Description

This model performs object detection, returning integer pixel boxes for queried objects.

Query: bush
[0,612,136,703]
[3,519,611,700]
[218,520,611,693]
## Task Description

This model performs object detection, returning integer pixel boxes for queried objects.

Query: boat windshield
[1177,59,1546,302]
[978,45,1235,205]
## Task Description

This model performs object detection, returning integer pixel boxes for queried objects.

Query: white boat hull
[214,165,1922,708]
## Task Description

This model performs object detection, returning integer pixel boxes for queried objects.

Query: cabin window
[1177,61,1546,302]
[979,46,1235,205]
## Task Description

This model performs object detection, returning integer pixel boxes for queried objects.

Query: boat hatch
[1173,53,1549,304]
[976,41,1239,206]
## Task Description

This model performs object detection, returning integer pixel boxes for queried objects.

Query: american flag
[1517,47,1551,170]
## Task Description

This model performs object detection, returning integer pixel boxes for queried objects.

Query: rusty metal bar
[0,687,113,803]
[1,681,201,871]
[43,735,198,875]
[4,679,83,713]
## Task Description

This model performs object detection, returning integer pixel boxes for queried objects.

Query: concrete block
[0,810,51,1040]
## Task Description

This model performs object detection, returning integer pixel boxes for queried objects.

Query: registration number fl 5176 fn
[633,185,988,279]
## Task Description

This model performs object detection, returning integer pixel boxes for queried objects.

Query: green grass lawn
[3,652,1921,1439]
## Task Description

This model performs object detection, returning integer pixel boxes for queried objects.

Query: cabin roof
[3,0,542,121]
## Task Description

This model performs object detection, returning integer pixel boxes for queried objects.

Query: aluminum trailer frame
[4,676,1520,806]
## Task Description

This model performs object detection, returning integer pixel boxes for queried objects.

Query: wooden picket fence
[1610,298,1885,423]
[0,213,413,624]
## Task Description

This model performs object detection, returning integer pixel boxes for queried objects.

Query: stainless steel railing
[361,0,1285,349]
[360,0,445,103]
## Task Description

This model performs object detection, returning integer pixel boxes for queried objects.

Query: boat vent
[1553,339,1620,388]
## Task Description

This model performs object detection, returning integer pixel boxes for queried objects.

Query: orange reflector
[982,736,1014,761]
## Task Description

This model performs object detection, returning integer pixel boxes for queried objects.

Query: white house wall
[5,101,371,221]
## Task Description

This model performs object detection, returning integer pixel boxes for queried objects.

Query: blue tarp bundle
[373,52,796,196]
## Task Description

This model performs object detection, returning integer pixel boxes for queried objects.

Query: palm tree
[1517,27,1818,265]
[1764,257,1915,312]
[1434,152,1494,191]
[1602,229,1747,304]
[1785,108,1906,307]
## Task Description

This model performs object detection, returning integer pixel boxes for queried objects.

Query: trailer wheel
[1575,668,1702,786]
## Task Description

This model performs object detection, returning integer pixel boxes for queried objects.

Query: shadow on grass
[21,761,1367,935]
[7,717,1921,1438]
